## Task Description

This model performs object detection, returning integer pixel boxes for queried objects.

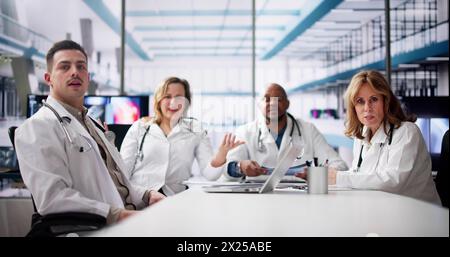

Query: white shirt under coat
[120,119,223,195]
[337,122,441,204]
[224,115,348,180]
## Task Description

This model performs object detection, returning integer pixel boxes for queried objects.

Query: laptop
[244,163,307,183]
[203,143,303,194]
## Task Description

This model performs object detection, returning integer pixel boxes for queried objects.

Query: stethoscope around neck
[44,100,137,209]
[134,117,199,163]
[354,123,394,173]
[42,100,93,153]
[257,112,303,159]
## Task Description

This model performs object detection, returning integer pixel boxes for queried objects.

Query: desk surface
[93,187,449,237]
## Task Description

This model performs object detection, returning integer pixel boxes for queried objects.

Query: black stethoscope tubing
[257,112,301,152]
[356,123,394,172]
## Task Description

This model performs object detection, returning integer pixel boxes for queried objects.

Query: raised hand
[211,133,245,168]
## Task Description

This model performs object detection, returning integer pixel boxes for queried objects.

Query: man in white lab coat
[224,83,348,180]
[15,40,165,232]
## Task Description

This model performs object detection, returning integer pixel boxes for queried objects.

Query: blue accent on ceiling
[142,37,273,42]
[149,46,263,50]
[154,53,253,57]
[134,25,284,31]
[127,10,300,16]
[83,0,151,61]
[261,0,344,60]
[289,40,449,93]
[0,35,46,59]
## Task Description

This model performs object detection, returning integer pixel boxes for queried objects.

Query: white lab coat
[224,115,348,180]
[337,122,441,204]
[15,96,147,218]
[120,118,222,195]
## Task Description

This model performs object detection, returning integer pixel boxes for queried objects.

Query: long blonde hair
[344,70,415,139]
[153,77,192,125]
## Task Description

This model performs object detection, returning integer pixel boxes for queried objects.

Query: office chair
[435,130,449,208]
[8,126,107,236]
[106,124,131,151]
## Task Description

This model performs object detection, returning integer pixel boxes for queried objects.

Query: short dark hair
[46,40,88,71]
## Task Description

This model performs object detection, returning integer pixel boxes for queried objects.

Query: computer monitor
[415,118,431,152]
[415,117,449,154]
[27,94,48,117]
[84,96,141,124]
[84,95,149,124]
[430,118,449,154]
[27,94,149,125]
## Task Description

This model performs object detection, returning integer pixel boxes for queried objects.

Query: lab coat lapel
[168,122,182,138]
[257,119,277,151]
[93,123,126,171]
[277,116,293,162]
[370,123,389,145]
[150,122,170,140]
[360,123,388,172]
[45,96,95,143]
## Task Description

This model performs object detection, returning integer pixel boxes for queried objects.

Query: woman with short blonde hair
[120,77,243,195]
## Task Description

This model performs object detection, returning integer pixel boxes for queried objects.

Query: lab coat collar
[277,115,293,159]
[362,122,388,145]
[168,122,182,137]
[148,121,168,139]
[45,96,102,155]
[256,113,293,161]
[256,116,273,143]
[141,117,154,128]
[145,119,188,139]
[45,96,91,137]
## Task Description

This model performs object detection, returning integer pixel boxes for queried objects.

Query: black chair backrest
[9,126,108,236]
[436,130,449,207]
[107,124,132,151]
[8,126,38,212]
[27,212,106,237]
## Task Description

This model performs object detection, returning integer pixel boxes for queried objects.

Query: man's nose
[70,65,79,77]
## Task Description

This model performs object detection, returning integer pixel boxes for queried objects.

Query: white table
[93,187,449,237]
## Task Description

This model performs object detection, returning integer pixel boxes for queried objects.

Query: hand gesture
[211,133,245,168]
[218,133,245,154]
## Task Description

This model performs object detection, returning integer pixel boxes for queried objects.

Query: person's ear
[44,72,52,87]
[286,99,290,110]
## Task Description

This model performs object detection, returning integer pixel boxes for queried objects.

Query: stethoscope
[44,100,137,209]
[42,100,93,153]
[134,117,200,164]
[257,112,303,159]
[354,123,394,173]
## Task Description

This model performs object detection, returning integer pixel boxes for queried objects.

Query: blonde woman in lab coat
[120,77,243,196]
[297,70,440,204]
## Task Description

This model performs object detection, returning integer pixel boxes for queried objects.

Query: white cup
[307,166,328,194]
